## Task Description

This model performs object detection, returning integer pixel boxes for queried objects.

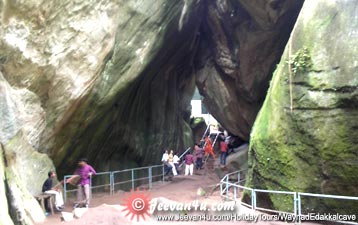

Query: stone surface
[5,154,46,225]
[0,0,304,224]
[0,72,54,224]
[3,131,55,195]
[73,208,88,219]
[0,145,14,225]
[246,0,358,214]
[61,212,74,222]
[194,0,304,140]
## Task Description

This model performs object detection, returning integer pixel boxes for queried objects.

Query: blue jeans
[196,158,203,169]
[220,152,227,165]
[164,163,172,175]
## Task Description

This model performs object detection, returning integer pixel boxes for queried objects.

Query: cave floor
[39,165,321,225]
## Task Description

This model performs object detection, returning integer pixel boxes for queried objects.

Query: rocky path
[39,156,320,225]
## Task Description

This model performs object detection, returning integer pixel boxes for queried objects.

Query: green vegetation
[288,47,313,76]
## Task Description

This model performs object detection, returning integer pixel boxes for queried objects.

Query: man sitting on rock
[42,171,64,211]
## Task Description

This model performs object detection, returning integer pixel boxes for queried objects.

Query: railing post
[237,171,241,184]
[64,176,67,203]
[225,175,229,197]
[294,192,297,217]
[234,185,237,201]
[131,169,135,190]
[162,165,165,182]
[251,189,256,210]
[90,175,92,200]
[298,193,302,225]
[110,172,114,195]
[148,167,153,189]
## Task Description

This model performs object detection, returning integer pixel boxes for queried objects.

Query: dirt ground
[37,168,321,225]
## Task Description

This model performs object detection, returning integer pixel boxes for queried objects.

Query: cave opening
[46,0,306,178]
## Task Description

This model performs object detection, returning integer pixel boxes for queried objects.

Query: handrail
[298,192,358,200]
[179,147,191,159]
[220,169,358,224]
[112,164,162,174]
[212,132,220,146]
[63,164,164,203]
[200,123,211,142]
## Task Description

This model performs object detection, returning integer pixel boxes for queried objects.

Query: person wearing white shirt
[173,152,180,175]
[161,150,172,175]
[168,150,178,176]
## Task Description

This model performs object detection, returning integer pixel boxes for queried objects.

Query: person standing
[161,150,173,175]
[184,152,194,176]
[168,150,178,176]
[42,171,64,211]
[204,135,215,158]
[70,158,96,208]
[173,152,180,175]
[194,143,204,170]
[220,140,229,166]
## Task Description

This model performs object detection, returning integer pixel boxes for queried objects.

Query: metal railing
[63,122,212,203]
[63,164,164,203]
[179,147,192,159]
[220,170,358,224]
[297,193,358,224]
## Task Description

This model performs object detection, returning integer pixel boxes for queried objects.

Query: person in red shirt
[204,136,215,158]
[220,140,229,166]
[184,152,194,176]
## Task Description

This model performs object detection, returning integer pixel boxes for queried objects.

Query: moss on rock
[246,0,358,214]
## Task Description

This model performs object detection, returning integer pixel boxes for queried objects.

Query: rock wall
[195,0,303,140]
[0,0,304,224]
[247,0,358,214]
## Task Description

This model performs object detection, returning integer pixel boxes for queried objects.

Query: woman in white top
[173,152,180,175]
[168,150,178,176]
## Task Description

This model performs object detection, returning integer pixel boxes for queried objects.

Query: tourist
[42,171,64,211]
[161,150,173,176]
[168,150,178,176]
[70,158,96,208]
[184,152,194,176]
[173,152,180,175]
[220,139,229,166]
[204,135,215,158]
[194,143,204,170]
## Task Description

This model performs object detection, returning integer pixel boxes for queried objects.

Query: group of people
[161,150,180,176]
[41,158,96,212]
[161,133,231,177]
[161,149,196,176]
[42,133,232,213]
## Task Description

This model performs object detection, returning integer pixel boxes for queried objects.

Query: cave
[47,0,304,175]
[0,0,357,224]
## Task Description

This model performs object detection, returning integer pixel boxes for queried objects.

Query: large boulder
[246,0,358,214]
[0,0,304,223]
[0,0,201,175]
[0,73,53,224]
[194,0,304,140]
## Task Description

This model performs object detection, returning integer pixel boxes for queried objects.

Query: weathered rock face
[0,0,304,224]
[247,0,358,214]
[195,0,304,140]
[0,73,53,224]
